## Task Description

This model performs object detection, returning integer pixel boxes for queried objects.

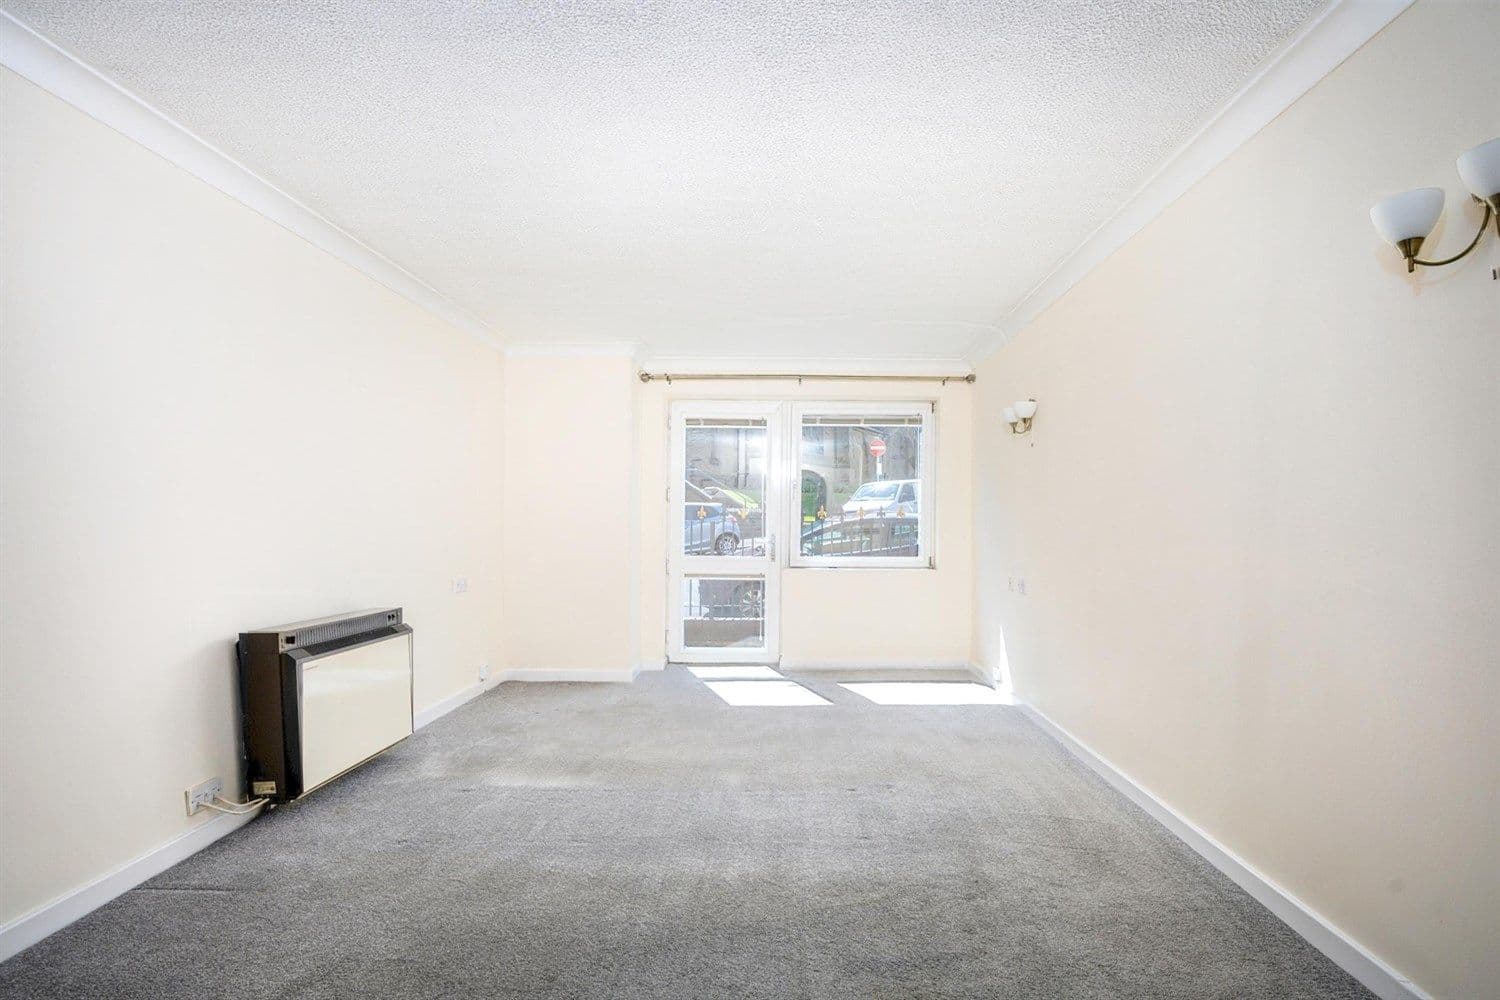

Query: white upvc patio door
[667,401,785,664]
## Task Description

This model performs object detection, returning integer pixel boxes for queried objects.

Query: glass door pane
[682,418,766,558]
[681,577,765,650]
[669,404,781,664]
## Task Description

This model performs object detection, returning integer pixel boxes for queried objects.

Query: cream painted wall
[0,69,505,926]
[970,3,1499,996]
[502,354,639,672]
[637,380,972,668]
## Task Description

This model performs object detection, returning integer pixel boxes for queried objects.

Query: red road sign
[868,438,887,458]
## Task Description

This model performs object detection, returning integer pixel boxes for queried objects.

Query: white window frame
[668,401,785,663]
[789,401,934,570]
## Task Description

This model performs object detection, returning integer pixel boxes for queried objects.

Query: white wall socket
[185,776,223,816]
[478,663,490,681]
[452,576,469,594]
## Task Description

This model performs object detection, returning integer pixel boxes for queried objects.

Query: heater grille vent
[275,609,402,650]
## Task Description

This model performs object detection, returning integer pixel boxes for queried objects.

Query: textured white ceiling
[6,1,1324,358]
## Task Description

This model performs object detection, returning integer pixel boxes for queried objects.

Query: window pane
[799,416,922,560]
[684,420,766,557]
[682,578,765,649]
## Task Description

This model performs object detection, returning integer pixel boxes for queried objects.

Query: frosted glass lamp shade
[1002,407,1017,425]
[1013,399,1038,420]
[1457,137,1500,204]
[1370,187,1444,245]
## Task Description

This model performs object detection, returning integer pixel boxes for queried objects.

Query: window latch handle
[767,534,775,561]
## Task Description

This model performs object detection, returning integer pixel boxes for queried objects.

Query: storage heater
[238,608,413,803]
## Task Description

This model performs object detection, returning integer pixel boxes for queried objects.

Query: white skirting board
[496,664,643,684]
[665,659,998,689]
[414,667,643,730]
[411,673,505,729]
[779,659,977,674]
[0,669,512,964]
[0,807,259,963]
[415,665,644,728]
[1018,702,1430,1000]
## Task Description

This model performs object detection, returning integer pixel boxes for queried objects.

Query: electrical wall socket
[185,777,223,816]
[452,576,469,594]
[478,663,490,681]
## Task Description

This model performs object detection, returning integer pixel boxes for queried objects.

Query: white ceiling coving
[4,1,1328,360]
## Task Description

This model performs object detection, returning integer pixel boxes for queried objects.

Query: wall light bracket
[1004,398,1038,435]
[1371,137,1500,279]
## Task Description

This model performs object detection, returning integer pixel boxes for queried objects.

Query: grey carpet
[0,668,1372,999]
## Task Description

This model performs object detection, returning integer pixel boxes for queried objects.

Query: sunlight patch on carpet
[704,680,830,706]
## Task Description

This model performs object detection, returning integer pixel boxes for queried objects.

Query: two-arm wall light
[1003,398,1038,435]
[1370,137,1500,275]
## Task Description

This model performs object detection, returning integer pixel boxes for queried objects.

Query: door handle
[767,534,776,560]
